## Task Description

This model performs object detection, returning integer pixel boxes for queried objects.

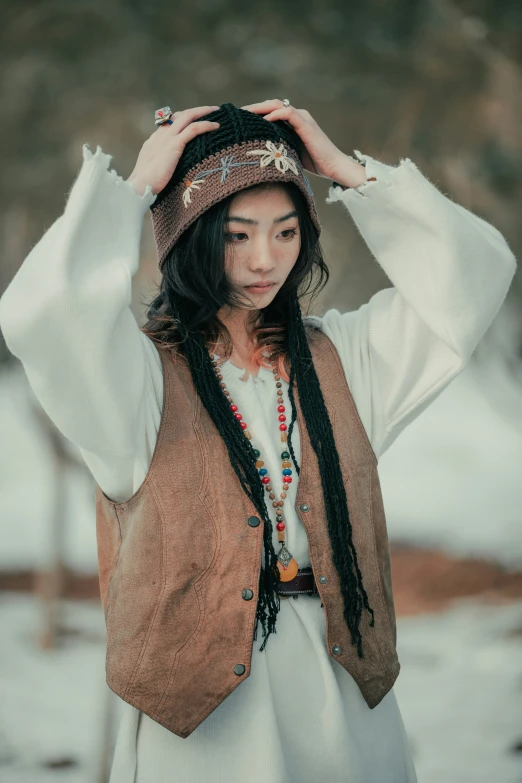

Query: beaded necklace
[210,352,299,582]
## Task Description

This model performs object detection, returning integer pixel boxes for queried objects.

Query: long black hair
[140,178,375,657]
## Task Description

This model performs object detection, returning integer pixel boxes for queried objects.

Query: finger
[155,105,219,135]
[240,99,286,112]
[261,107,304,124]
[177,120,220,141]
[170,107,220,134]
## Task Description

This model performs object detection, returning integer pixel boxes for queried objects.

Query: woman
[0,99,516,782]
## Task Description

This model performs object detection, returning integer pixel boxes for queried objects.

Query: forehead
[228,184,294,214]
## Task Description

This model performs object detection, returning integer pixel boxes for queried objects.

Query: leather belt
[276,566,322,603]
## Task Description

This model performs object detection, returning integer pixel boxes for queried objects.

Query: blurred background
[0,1,521,781]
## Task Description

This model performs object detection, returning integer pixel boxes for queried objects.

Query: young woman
[0,99,516,783]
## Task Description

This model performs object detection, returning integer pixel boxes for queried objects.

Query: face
[223,184,300,309]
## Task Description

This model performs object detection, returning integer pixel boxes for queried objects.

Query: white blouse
[0,143,516,783]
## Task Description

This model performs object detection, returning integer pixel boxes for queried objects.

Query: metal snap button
[234,663,246,676]
[319,575,327,583]
[332,644,342,655]
[247,516,260,527]
[300,503,310,512]
[241,589,254,600]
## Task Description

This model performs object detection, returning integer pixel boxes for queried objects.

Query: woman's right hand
[126,105,221,196]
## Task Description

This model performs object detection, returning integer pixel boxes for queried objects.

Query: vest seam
[104,506,123,627]
[121,478,167,701]
[155,403,218,716]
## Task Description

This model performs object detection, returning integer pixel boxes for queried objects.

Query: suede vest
[95,326,400,739]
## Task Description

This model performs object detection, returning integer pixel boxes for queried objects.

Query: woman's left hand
[240,99,361,184]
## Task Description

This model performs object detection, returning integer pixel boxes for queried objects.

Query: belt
[276,566,322,603]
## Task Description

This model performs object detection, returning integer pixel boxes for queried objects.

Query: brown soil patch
[390,542,522,616]
[1,546,522,617]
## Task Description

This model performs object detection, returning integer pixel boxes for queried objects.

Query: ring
[282,98,291,107]
[155,106,174,126]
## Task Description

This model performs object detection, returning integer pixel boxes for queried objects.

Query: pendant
[277,542,299,581]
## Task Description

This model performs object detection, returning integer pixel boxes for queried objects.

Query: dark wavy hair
[140,171,375,659]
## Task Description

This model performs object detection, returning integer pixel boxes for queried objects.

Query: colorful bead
[210,349,297,570]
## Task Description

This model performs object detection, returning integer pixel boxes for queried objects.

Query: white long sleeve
[0,145,517,505]
[0,144,158,500]
[318,150,518,457]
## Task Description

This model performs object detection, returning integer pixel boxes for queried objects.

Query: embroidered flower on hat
[180,141,311,211]
[246,140,299,175]
[182,176,206,207]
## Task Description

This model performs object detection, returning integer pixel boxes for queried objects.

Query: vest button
[300,503,310,512]
[242,589,254,600]
[319,575,327,584]
[247,516,260,527]
[234,664,246,676]
[332,644,342,655]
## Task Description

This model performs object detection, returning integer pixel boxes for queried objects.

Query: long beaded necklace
[210,352,299,582]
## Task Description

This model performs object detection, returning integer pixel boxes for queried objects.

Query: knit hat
[150,102,322,272]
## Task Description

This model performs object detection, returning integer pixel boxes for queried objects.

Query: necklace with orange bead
[210,352,299,582]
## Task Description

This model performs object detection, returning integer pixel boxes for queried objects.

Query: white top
[0,143,516,783]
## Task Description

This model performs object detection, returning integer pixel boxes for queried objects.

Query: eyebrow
[224,210,298,225]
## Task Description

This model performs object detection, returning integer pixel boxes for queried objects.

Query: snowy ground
[0,591,521,783]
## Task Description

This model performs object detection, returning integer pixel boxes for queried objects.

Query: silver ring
[155,106,174,126]
[282,98,291,108]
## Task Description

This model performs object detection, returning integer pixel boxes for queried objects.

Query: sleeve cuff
[326,149,398,203]
[81,143,157,216]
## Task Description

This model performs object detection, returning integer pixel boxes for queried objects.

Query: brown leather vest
[95,326,400,739]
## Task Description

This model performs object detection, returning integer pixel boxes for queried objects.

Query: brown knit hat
[150,102,322,272]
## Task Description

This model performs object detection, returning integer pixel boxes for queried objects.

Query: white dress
[0,143,516,783]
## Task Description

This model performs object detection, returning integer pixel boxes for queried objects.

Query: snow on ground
[0,591,521,783]
[378,358,522,567]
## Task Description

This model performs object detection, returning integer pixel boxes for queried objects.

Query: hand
[127,105,221,196]
[240,99,365,185]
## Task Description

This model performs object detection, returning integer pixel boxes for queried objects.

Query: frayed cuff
[82,143,157,208]
[326,150,416,204]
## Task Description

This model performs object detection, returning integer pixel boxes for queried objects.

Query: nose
[248,239,276,274]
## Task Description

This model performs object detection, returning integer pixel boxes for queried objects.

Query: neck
[217,306,260,354]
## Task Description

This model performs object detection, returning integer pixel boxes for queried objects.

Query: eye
[224,228,298,242]
[280,228,298,240]
[224,232,248,242]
